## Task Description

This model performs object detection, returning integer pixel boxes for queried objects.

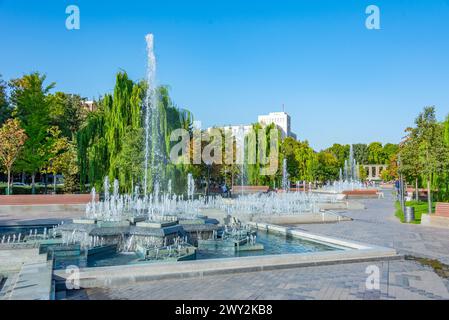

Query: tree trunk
[21,172,25,184]
[427,178,432,214]
[7,168,11,196]
[415,178,419,201]
[31,173,36,195]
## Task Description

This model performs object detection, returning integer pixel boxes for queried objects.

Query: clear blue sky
[1,0,449,150]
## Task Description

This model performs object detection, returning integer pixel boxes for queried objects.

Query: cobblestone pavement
[67,191,449,300]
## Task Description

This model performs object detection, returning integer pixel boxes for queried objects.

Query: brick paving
[66,190,449,300]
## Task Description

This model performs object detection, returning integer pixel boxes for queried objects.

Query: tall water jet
[187,173,195,201]
[282,158,289,191]
[104,176,110,202]
[349,144,354,181]
[143,34,165,197]
[344,160,349,181]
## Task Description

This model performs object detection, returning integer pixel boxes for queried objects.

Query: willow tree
[106,73,145,182]
[245,123,281,187]
[77,106,108,191]
[157,86,193,194]
[77,72,192,194]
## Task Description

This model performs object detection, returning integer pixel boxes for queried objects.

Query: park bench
[435,202,449,217]
[231,186,270,194]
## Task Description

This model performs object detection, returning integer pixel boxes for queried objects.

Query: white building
[258,112,297,139]
[207,111,297,140]
[83,100,96,112]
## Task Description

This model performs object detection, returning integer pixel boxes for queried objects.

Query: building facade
[258,112,297,139]
[363,164,388,181]
[207,111,297,140]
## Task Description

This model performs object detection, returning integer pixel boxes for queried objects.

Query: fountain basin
[136,221,178,228]
[53,225,399,289]
[73,219,97,225]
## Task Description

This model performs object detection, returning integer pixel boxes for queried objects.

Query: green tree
[313,151,339,183]
[50,92,87,139]
[382,143,399,164]
[0,119,28,195]
[413,107,447,213]
[59,142,79,194]
[367,142,384,164]
[41,126,78,194]
[400,128,422,200]
[105,72,144,181]
[353,144,368,164]
[112,127,144,193]
[442,115,449,200]
[280,137,315,184]
[325,144,349,169]
[77,72,192,194]
[9,72,55,194]
[77,107,109,191]
[0,75,11,125]
[245,123,281,187]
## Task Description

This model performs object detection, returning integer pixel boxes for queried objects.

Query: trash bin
[405,206,415,223]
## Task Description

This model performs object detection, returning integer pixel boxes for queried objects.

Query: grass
[395,200,435,224]
[405,255,449,279]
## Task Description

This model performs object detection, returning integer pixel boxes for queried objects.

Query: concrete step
[0,272,20,300]
[421,214,449,229]
[5,261,53,300]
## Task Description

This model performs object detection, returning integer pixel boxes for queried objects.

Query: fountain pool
[77,229,343,268]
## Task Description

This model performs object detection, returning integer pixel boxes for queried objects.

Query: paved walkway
[66,191,449,300]
[296,192,449,265]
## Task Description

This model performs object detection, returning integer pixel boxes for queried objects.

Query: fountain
[319,144,369,193]
[21,33,346,269]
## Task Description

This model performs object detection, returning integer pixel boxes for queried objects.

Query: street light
[397,155,405,215]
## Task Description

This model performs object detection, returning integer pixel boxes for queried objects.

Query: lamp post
[397,155,405,215]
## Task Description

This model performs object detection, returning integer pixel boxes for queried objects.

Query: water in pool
[0,225,57,237]
[88,231,341,267]
[1,225,341,268]
[196,231,340,260]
